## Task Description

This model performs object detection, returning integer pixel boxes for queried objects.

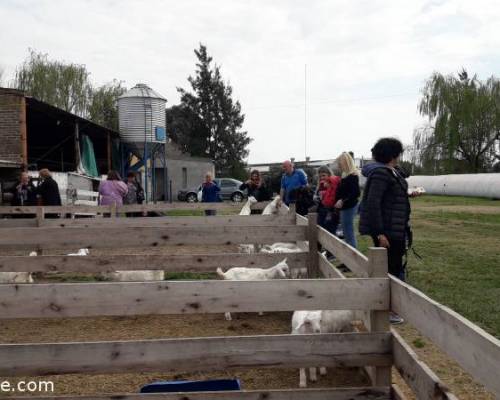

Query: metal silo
[118,84,168,202]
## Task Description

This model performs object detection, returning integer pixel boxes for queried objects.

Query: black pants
[372,236,406,281]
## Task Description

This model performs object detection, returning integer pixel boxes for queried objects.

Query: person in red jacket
[316,166,341,250]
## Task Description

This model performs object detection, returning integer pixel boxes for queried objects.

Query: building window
[182,168,187,189]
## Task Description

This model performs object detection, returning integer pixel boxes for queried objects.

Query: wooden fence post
[366,246,391,386]
[36,207,44,227]
[36,207,44,255]
[110,203,117,219]
[307,213,319,278]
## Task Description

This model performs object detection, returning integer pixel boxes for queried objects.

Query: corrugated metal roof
[118,83,167,101]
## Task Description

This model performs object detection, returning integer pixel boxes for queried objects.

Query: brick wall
[0,89,23,164]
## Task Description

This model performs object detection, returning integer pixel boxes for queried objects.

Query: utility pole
[304,64,307,161]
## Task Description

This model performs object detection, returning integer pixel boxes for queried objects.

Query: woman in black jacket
[239,170,272,212]
[335,152,361,249]
[359,138,412,280]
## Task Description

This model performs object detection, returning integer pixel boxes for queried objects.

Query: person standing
[335,152,360,250]
[240,170,272,213]
[11,172,37,207]
[37,169,62,206]
[316,165,341,259]
[123,171,145,217]
[359,138,419,324]
[279,160,308,207]
[98,170,128,208]
[201,172,220,216]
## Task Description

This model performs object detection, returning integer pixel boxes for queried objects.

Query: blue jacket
[281,169,308,205]
[201,181,221,203]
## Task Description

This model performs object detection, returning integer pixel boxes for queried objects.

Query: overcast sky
[1,0,500,163]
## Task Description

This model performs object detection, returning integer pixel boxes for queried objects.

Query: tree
[173,44,251,178]
[88,80,126,131]
[13,49,125,131]
[14,49,92,116]
[417,69,500,173]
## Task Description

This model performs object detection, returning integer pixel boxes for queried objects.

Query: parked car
[177,178,245,203]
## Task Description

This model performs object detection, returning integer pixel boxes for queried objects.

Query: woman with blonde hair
[335,152,361,252]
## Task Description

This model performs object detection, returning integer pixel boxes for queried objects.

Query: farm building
[0,86,214,203]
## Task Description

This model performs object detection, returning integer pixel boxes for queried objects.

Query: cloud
[1,0,499,163]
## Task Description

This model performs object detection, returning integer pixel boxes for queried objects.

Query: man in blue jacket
[279,160,308,207]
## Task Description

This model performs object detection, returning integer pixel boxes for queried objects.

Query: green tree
[88,80,126,131]
[174,44,251,178]
[14,49,92,116]
[417,69,500,173]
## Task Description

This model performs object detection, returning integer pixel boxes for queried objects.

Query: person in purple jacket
[98,170,128,208]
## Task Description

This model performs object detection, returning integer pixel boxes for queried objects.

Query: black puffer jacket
[359,165,410,241]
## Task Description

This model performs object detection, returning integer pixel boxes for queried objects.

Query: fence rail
[0,332,392,377]
[5,387,392,400]
[0,201,270,215]
[0,225,306,250]
[0,214,295,228]
[0,278,389,319]
[0,252,308,273]
[391,276,500,397]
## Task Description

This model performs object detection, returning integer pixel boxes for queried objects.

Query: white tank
[118,83,167,151]
[408,174,500,199]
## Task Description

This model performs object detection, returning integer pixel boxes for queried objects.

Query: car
[177,178,246,203]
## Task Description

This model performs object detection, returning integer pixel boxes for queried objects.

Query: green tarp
[81,135,99,177]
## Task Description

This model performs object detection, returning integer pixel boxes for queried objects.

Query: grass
[357,194,500,338]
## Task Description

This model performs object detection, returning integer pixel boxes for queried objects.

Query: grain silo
[118,84,168,202]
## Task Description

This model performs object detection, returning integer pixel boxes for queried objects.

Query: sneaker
[390,312,404,325]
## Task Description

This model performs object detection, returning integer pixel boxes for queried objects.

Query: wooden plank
[0,218,37,227]
[0,332,392,377]
[366,248,391,387]
[317,226,369,277]
[0,252,308,273]
[0,201,272,215]
[0,278,389,319]
[6,387,392,400]
[307,213,319,277]
[32,214,296,228]
[296,213,308,226]
[392,329,458,400]
[391,276,500,397]
[0,225,306,249]
[318,251,345,279]
[391,385,408,400]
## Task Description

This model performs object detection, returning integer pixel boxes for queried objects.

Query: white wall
[408,174,500,199]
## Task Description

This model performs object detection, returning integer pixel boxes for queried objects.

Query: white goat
[291,309,356,388]
[216,258,290,320]
[262,195,282,215]
[239,196,257,215]
[260,243,302,253]
[0,251,36,284]
[237,196,259,253]
[67,248,90,256]
[104,270,165,281]
[260,243,307,278]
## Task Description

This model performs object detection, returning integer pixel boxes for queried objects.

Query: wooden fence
[0,203,498,399]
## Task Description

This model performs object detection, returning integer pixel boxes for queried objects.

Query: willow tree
[417,70,500,173]
[14,49,92,116]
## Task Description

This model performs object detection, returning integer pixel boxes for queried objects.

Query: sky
[1,0,500,164]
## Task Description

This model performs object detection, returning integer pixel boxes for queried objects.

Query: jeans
[340,204,358,249]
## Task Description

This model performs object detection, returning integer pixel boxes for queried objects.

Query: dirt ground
[0,312,368,396]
